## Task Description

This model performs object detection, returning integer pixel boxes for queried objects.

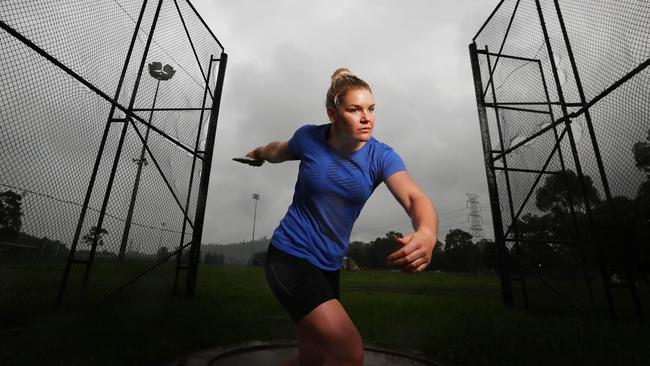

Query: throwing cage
[1,0,226,326]
[469,0,649,321]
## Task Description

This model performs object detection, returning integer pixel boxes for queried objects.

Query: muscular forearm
[250,141,289,163]
[408,194,438,241]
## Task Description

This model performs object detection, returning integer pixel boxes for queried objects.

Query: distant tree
[0,190,23,241]
[633,129,650,173]
[426,239,445,271]
[251,250,266,266]
[37,236,68,257]
[536,169,600,215]
[204,252,225,265]
[477,238,498,272]
[511,170,602,274]
[156,246,170,261]
[443,229,473,251]
[346,241,369,268]
[366,231,403,269]
[385,231,403,241]
[633,130,650,282]
[441,229,480,272]
[82,226,108,248]
[634,130,650,219]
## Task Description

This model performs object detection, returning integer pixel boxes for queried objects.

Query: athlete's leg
[296,299,364,366]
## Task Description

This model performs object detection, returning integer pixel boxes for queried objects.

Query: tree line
[345,229,498,273]
[3,129,648,277]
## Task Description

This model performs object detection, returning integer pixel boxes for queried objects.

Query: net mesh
[472,0,649,318]
[1,0,224,325]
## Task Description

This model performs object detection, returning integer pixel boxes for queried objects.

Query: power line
[0,182,184,235]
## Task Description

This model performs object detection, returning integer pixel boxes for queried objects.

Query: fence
[0,0,226,328]
[469,0,648,321]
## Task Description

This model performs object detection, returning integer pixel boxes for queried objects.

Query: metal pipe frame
[490,49,594,309]
[505,238,576,245]
[476,49,541,63]
[471,5,598,312]
[469,42,514,305]
[0,21,203,163]
[506,249,583,314]
[103,240,193,302]
[117,78,163,266]
[173,52,215,295]
[472,0,647,320]
[485,44,530,311]
[3,0,228,307]
[501,126,569,238]
[184,0,225,51]
[534,0,615,318]
[78,0,167,303]
[172,0,213,101]
[488,105,551,114]
[168,3,219,294]
[491,55,650,164]
[125,117,197,230]
[472,0,507,41]
[482,0,522,98]
[50,0,151,308]
[132,107,209,111]
[185,53,228,297]
[486,102,579,106]
[494,167,563,175]
[551,0,643,322]
[537,52,595,304]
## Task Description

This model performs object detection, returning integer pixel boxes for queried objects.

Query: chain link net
[1,0,224,328]
[472,0,649,318]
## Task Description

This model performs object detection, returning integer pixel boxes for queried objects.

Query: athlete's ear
[326,107,339,124]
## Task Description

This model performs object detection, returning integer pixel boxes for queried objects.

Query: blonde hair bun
[331,68,352,81]
[325,68,370,109]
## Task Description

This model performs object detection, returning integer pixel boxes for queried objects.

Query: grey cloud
[195,0,499,244]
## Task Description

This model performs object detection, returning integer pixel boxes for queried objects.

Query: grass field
[1,264,649,366]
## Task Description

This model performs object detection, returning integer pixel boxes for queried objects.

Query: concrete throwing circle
[165,341,444,366]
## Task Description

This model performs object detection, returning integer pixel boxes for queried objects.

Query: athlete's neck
[326,124,367,153]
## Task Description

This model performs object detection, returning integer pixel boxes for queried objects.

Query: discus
[232,156,264,167]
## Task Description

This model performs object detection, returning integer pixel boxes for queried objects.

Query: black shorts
[264,244,340,323]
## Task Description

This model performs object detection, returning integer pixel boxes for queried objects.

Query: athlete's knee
[321,324,364,365]
[298,300,364,365]
[336,336,364,366]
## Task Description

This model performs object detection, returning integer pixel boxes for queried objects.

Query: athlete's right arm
[246,141,296,163]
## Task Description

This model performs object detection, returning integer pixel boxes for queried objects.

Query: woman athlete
[244,68,439,366]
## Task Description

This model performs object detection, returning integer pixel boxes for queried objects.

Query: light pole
[250,193,260,265]
[118,62,175,266]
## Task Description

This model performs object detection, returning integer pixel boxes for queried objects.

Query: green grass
[1,265,649,366]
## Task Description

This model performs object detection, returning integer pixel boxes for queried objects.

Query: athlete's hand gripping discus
[232,156,264,167]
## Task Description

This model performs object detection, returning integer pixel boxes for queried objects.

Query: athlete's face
[329,87,375,143]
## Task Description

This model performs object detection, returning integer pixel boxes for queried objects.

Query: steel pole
[174,55,215,294]
[55,0,150,308]
[552,0,643,323]
[469,42,513,305]
[185,53,228,297]
[118,78,161,266]
[78,0,166,303]
[251,194,259,265]
[534,0,615,319]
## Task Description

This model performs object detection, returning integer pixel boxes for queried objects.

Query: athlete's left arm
[384,171,439,273]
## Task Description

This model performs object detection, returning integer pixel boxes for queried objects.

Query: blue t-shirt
[271,124,406,270]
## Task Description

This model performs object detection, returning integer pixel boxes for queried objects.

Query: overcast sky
[190,0,499,244]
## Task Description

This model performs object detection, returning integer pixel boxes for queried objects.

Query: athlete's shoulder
[367,135,396,154]
[293,123,327,138]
